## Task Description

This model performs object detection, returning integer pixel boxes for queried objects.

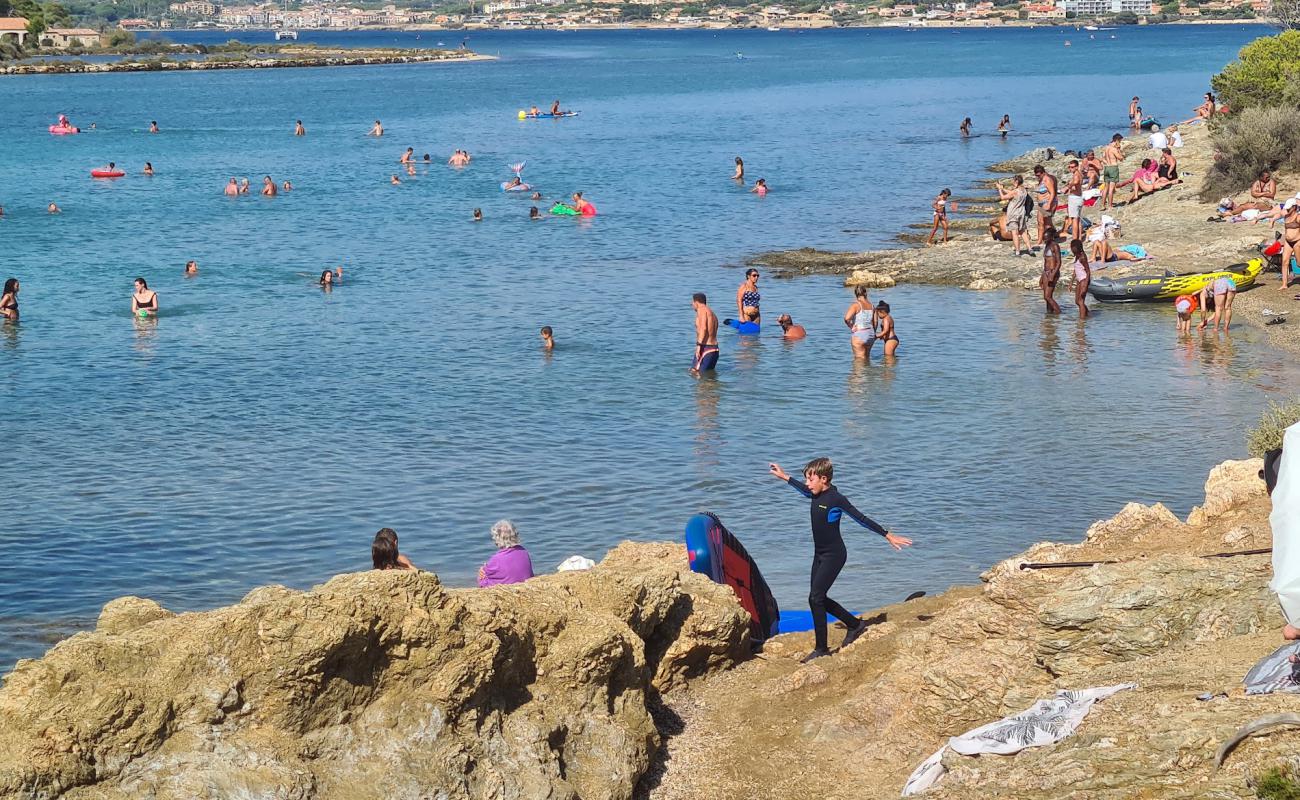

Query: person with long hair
[843,285,877,358]
[732,156,744,181]
[132,278,158,317]
[477,520,533,587]
[1040,227,1062,315]
[735,268,761,327]
[1069,238,1091,318]
[371,528,414,570]
[0,278,18,321]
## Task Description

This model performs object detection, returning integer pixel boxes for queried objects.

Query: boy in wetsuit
[769,457,912,663]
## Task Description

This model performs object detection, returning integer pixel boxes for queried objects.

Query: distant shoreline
[0,48,493,76]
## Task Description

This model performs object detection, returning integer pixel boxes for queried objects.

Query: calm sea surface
[1,25,1292,670]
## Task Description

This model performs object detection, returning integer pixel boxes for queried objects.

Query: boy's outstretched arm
[840,494,913,550]
[769,463,812,497]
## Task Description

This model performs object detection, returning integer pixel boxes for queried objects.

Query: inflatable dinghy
[1087,258,1262,303]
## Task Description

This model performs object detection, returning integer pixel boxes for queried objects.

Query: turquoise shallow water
[1,26,1294,670]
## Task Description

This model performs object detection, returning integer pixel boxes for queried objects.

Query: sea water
[0,25,1290,670]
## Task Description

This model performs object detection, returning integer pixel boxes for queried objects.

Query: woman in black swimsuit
[0,278,18,321]
[132,277,158,317]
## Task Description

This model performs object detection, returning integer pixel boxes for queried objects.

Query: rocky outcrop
[0,542,751,800]
[843,269,896,288]
[642,458,1297,800]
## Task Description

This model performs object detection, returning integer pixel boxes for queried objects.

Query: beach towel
[1245,642,1300,696]
[901,684,1136,796]
[1119,244,1148,258]
[1270,421,1300,626]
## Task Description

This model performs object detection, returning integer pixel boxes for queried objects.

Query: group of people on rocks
[371,520,534,588]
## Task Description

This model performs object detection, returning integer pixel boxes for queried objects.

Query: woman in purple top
[478,519,534,587]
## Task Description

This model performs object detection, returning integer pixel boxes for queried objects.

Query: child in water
[1174,294,1197,334]
[529,207,541,220]
[751,178,768,197]
[473,208,483,222]
[875,301,899,356]
[540,326,554,350]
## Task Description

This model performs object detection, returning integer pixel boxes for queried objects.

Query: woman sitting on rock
[372,528,415,571]
[478,520,534,587]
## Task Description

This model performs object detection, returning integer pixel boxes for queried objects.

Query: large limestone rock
[0,542,751,800]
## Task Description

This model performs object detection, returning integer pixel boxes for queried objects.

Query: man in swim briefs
[691,292,719,374]
[1102,133,1124,210]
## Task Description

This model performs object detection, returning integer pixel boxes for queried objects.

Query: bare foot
[1284,623,1300,640]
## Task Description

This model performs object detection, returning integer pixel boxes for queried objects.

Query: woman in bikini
[0,278,18,321]
[735,269,761,326]
[875,300,899,356]
[843,285,877,359]
[132,278,158,317]
[997,115,1010,139]
[733,156,744,181]
[1040,227,1062,315]
[960,117,971,138]
[1069,238,1091,319]
[927,188,954,245]
[1283,201,1300,291]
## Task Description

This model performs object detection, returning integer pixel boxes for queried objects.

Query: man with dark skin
[1033,165,1057,247]
[1040,226,1063,315]
[1063,159,1084,242]
[1101,133,1125,210]
[690,292,719,375]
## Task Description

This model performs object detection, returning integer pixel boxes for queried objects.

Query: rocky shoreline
[0,49,492,75]
[749,124,1300,354]
[0,459,1287,799]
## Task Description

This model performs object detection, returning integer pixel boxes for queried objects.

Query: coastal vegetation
[1247,399,1300,457]
[1255,765,1300,800]
[1204,30,1300,198]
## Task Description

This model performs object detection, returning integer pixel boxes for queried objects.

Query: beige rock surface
[640,458,1298,800]
[0,542,751,800]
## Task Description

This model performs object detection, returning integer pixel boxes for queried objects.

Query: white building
[1061,0,1154,12]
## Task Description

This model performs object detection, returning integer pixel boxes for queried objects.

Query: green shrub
[1247,398,1300,458]
[1257,765,1300,800]
[1212,30,1300,112]
[1200,105,1300,200]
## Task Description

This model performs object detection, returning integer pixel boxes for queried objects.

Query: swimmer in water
[143,162,154,176]
[691,292,720,375]
[239,178,250,195]
[391,174,401,185]
[504,176,524,190]
[261,176,277,197]
[960,117,971,138]
[294,120,305,136]
[540,325,554,350]
[473,208,484,222]
[132,277,158,317]
[47,203,60,213]
[423,154,432,164]
[751,178,768,197]
[320,268,342,287]
[149,120,159,133]
[998,114,1010,138]
[529,206,540,220]
[369,120,384,137]
[875,301,899,356]
[733,156,744,181]
[777,313,806,340]
[0,278,19,321]
[401,147,414,165]
[530,191,543,201]
[225,178,238,196]
[282,180,292,192]
[184,260,198,276]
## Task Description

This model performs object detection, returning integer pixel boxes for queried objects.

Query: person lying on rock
[478,519,534,587]
[372,528,415,570]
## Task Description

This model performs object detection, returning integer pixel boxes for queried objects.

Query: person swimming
[143,162,154,176]
[47,203,60,214]
[391,174,401,185]
[184,260,198,276]
[960,117,971,138]
[1,278,19,321]
[282,180,292,192]
[473,208,483,222]
[540,325,554,350]
[132,277,158,317]
[239,177,250,195]
[751,178,768,197]
[504,176,524,190]
[529,206,540,220]
[148,120,159,133]
[777,313,806,340]
[261,176,277,197]
[319,267,342,288]
[369,120,384,137]
[400,147,414,165]
[294,119,305,136]
[733,156,744,181]
[530,191,543,201]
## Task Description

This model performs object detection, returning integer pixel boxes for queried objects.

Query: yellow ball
[517,110,526,120]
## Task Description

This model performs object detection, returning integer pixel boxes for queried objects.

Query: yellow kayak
[1088,258,1263,302]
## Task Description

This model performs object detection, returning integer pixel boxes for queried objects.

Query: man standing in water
[690,292,719,375]
[1101,133,1125,210]
[769,458,912,663]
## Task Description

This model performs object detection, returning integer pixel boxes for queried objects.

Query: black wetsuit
[786,477,888,650]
